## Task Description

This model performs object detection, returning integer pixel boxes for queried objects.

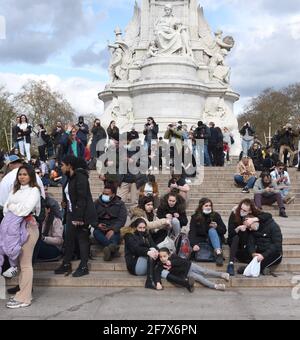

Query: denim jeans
[234,175,256,189]
[196,143,211,166]
[208,228,221,250]
[242,139,254,156]
[93,229,121,247]
[135,257,148,276]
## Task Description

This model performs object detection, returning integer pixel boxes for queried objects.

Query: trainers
[6,299,31,309]
[2,267,18,279]
[227,263,235,277]
[242,187,250,193]
[72,266,89,278]
[216,253,224,267]
[285,196,295,205]
[215,284,226,291]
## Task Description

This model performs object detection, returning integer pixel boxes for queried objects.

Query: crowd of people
[0,115,296,308]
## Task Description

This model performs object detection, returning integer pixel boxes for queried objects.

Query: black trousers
[38,145,47,162]
[229,234,252,264]
[63,213,90,267]
[260,253,283,272]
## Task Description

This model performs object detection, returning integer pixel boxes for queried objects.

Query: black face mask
[137,231,147,238]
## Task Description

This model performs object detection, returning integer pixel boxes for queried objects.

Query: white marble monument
[99,0,241,154]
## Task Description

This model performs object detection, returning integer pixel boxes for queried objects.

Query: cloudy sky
[0,0,300,118]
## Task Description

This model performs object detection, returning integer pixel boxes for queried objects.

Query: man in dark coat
[76,116,89,147]
[93,183,127,261]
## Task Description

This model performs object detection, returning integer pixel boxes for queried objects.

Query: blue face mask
[101,195,111,203]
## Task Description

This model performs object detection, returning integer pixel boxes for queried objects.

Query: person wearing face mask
[227,199,273,276]
[54,156,97,278]
[189,198,227,267]
[122,218,159,289]
[76,116,89,147]
[271,161,294,204]
[93,183,127,261]
[254,171,288,218]
[240,215,283,275]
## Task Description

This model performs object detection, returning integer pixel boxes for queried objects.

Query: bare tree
[238,86,298,142]
[15,80,76,131]
[0,85,18,150]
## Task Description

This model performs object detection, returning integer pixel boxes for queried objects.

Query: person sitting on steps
[254,171,288,218]
[154,248,230,292]
[189,198,227,267]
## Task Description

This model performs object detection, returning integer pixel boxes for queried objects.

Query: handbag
[157,236,176,253]
[194,243,215,263]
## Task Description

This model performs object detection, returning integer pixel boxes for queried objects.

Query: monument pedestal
[99,0,242,155]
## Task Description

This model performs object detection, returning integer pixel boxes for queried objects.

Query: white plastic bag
[243,257,261,278]
[157,236,176,253]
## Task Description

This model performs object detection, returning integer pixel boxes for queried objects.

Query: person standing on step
[3,165,41,309]
[17,114,32,162]
[227,199,273,276]
[254,171,288,218]
[240,122,255,157]
[76,116,90,147]
[122,218,159,289]
[93,182,127,262]
[54,156,97,278]
[189,198,227,267]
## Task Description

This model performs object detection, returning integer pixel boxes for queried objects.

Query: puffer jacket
[0,212,28,263]
[247,218,283,259]
[123,228,157,275]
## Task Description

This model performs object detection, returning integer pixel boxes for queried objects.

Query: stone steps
[6,271,297,289]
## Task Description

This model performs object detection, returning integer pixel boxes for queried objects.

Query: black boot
[167,274,195,293]
[145,258,156,290]
[54,263,72,275]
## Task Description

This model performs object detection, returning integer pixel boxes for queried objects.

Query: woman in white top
[17,115,32,162]
[5,165,41,309]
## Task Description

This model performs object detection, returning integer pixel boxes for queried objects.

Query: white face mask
[203,209,212,215]
[240,211,248,218]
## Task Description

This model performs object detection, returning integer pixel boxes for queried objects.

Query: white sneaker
[2,267,18,279]
[6,299,31,309]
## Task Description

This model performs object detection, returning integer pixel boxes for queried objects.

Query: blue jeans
[93,229,121,247]
[280,188,290,199]
[208,228,221,251]
[135,257,148,276]
[242,139,254,156]
[234,175,256,189]
[196,143,211,166]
